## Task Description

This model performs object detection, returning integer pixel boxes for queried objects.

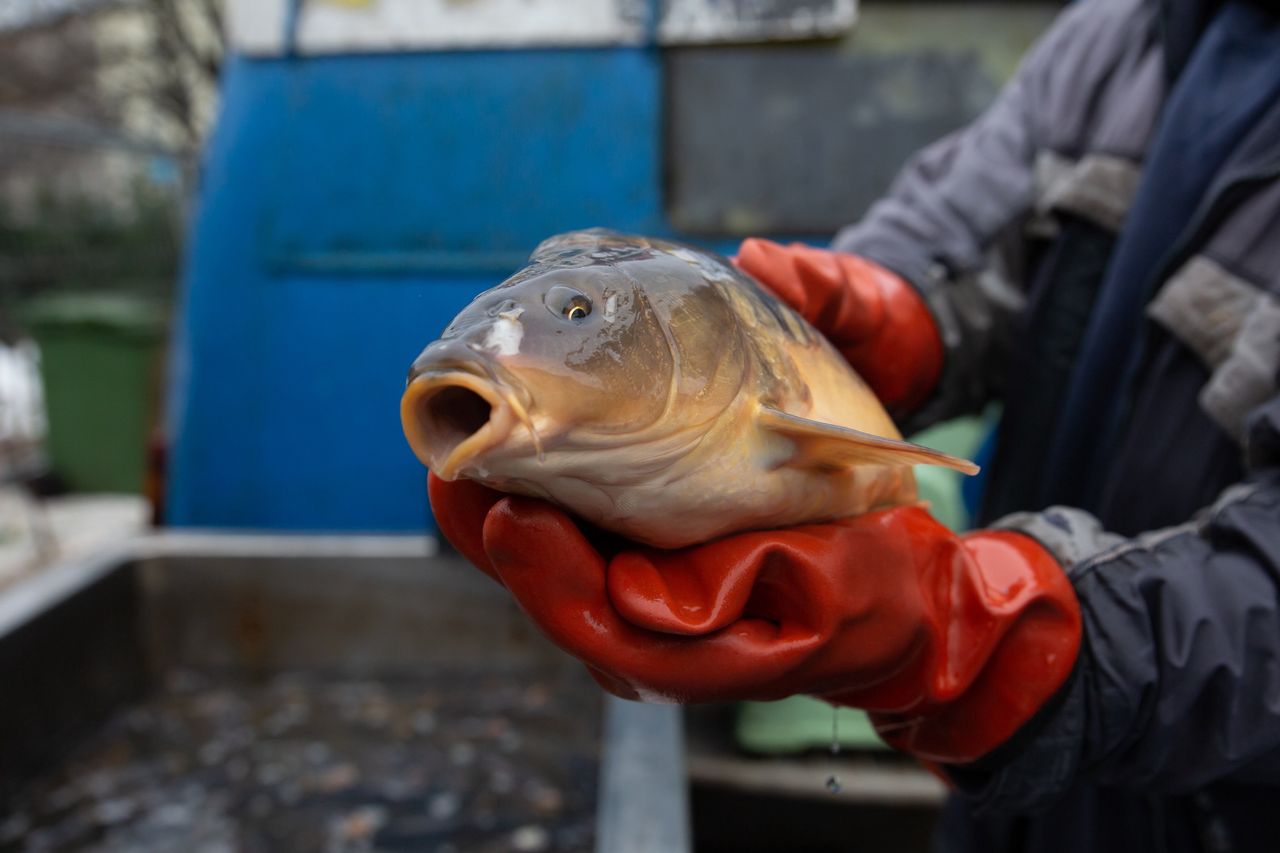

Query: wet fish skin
[402,230,974,549]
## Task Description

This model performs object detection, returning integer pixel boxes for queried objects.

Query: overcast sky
[0,0,114,32]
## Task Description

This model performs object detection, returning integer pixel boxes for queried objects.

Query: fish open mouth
[400,372,516,479]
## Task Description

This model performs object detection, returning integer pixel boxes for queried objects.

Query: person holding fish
[409,0,1280,849]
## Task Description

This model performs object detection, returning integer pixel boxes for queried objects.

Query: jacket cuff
[991,505,1126,571]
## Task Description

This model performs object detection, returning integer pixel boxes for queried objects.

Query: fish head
[401,248,709,483]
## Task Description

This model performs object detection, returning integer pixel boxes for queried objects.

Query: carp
[401,230,976,549]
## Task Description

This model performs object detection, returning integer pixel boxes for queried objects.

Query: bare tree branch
[138,0,224,154]
[198,0,226,64]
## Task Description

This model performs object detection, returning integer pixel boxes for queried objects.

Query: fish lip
[400,370,515,480]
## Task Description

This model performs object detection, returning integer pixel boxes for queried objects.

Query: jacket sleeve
[951,392,1280,814]
[832,0,1153,426]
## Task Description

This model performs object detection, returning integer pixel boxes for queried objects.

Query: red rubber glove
[735,239,943,417]
[432,475,1081,765]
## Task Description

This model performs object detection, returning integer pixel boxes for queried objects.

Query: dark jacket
[834,1,1280,850]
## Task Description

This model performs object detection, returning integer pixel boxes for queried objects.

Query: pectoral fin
[758,406,979,475]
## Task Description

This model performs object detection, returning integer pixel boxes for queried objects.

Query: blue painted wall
[168,48,663,531]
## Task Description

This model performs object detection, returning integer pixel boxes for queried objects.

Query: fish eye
[545,285,593,323]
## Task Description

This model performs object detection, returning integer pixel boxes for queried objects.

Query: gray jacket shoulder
[832,0,1167,427]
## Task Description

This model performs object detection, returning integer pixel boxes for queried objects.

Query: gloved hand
[735,239,942,417]
[431,475,1081,764]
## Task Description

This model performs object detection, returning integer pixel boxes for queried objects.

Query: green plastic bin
[22,294,166,494]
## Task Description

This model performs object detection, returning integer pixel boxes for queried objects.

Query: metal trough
[0,534,689,852]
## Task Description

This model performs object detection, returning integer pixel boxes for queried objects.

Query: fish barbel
[401,230,976,549]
